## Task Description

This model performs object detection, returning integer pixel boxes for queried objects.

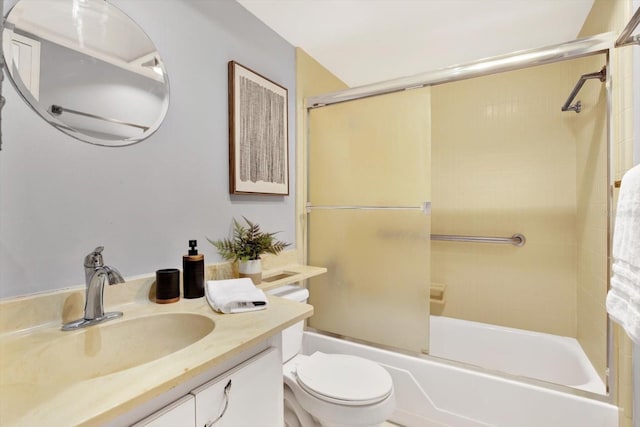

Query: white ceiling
[237,0,596,88]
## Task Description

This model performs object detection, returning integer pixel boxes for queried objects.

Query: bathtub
[429,315,606,394]
[302,329,618,427]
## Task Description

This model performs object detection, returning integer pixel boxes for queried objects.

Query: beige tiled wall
[580,0,635,180]
[570,54,609,384]
[578,0,635,425]
[431,60,580,337]
[616,322,636,424]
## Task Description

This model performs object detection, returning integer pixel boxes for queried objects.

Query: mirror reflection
[2,0,169,146]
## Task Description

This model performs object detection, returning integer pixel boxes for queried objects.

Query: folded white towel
[205,278,268,314]
[606,164,640,345]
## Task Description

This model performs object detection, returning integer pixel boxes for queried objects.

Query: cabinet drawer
[131,395,195,427]
[191,347,282,427]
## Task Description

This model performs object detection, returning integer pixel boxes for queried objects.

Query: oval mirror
[2,0,169,146]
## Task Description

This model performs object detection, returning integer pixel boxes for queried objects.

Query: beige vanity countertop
[0,293,313,426]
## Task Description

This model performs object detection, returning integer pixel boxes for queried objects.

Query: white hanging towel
[606,164,640,345]
[206,278,268,314]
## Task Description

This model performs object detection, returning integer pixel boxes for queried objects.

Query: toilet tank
[266,284,309,362]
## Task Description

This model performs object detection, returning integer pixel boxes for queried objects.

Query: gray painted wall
[0,0,296,298]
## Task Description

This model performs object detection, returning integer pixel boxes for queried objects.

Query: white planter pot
[238,259,262,285]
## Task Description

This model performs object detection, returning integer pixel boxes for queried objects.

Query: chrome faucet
[62,246,125,331]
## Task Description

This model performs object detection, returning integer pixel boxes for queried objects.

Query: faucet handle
[84,246,105,268]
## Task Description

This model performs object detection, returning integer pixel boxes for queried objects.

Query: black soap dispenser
[183,240,204,299]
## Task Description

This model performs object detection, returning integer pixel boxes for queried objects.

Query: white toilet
[267,285,396,427]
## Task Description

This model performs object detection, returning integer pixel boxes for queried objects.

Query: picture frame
[228,61,289,195]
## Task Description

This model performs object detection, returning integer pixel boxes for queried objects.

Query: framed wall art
[228,61,289,195]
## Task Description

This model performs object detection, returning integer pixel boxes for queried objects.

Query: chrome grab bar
[306,204,525,246]
[431,233,525,247]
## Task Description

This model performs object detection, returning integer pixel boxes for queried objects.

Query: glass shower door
[307,87,432,354]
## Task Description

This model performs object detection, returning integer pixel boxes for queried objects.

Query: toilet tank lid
[266,284,309,302]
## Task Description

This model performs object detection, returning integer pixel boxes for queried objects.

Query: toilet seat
[295,352,393,406]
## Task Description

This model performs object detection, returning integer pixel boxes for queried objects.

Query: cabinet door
[191,347,282,427]
[131,395,195,427]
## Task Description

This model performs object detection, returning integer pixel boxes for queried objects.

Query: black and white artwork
[228,61,289,195]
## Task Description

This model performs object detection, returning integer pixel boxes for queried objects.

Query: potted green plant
[208,217,291,284]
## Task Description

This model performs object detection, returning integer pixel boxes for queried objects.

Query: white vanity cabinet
[192,347,282,427]
[131,347,282,427]
[132,395,195,427]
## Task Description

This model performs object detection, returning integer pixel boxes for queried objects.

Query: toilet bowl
[283,352,395,427]
[268,285,396,427]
